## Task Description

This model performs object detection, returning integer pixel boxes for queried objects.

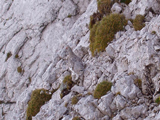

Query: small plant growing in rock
[115,91,121,96]
[89,12,102,29]
[60,75,74,98]
[90,13,127,56]
[72,117,81,120]
[15,54,19,58]
[134,78,142,90]
[65,102,68,107]
[133,15,145,31]
[5,52,12,61]
[26,89,55,120]
[94,81,112,99]
[97,0,116,15]
[151,31,156,35]
[29,77,31,83]
[71,95,79,105]
[17,66,23,73]
[67,14,72,18]
[155,97,160,104]
[120,0,131,4]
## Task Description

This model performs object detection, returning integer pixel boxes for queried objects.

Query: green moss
[120,0,131,4]
[65,102,68,107]
[97,0,116,15]
[94,81,112,99]
[152,31,156,34]
[115,91,121,96]
[155,97,160,104]
[71,96,79,105]
[133,15,145,31]
[89,12,102,29]
[60,75,74,98]
[26,89,56,120]
[90,13,127,56]
[134,79,142,89]
[89,22,100,56]
[63,75,73,89]
[15,54,19,58]
[17,66,23,73]
[72,117,81,120]
[29,77,31,83]
[5,52,12,61]
[67,14,72,18]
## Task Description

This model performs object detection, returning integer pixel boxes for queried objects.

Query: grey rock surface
[0,0,160,120]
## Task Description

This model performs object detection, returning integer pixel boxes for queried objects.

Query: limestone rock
[74,95,102,120]
[66,46,84,82]
[97,92,114,116]
[112,75,141,99]
[111,3,122,14]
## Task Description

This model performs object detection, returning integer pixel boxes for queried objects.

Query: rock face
[1,0,160,120]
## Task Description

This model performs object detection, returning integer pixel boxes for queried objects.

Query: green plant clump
[152,31,156,35]
[90,13,127,56]
[133,15,145,31]
[89,12,102,29]
[120,0,131,4]
[17,66,23,73]
[60,75,74,98]
[134,78,142,89]
[67,14,72,18]
[97,0,116,15]
[72,117,81,120]
[26,89,54,120]
[155,97,160,104]
[94,81,112,99]
[5,52,12,61]
[71,96,79,105]
[15,54,19,58]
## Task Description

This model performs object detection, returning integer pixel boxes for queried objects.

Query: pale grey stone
[74,95,102,120]
[97,92,114,116]
[71,85,85,93]
[111,3,122,14]
[105,44,115,58]
[67,46,84,81]
[112,75,140,99]
[112,114,122,120]
[114,95,127,110]
[58,0,77,20]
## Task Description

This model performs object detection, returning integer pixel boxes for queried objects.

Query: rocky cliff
[1,0,160,120]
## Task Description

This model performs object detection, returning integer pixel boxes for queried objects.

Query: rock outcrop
[1,0,160,120]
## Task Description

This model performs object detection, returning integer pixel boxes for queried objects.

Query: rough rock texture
[1,0,160,120]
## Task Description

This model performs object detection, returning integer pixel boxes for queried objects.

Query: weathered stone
[71,85,84,93]
[97,92,114,116]
[74,95,102,120]
[111,3,122,14]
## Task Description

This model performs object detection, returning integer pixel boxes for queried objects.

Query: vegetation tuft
[133,15,145,31]
[134,78,142,90]
[89,13,127,56]
[94,81,112,99]
[155,97,160,104]
[120,0,131,4]
[72,117,81,120]
[71,95,79,105]
[151,31,156,35]
[97,0,116,15]
[89,12,102,29]
[5,52,12,62]
[17,66,23,73]
[15,54,19,58]
[60,75,74,98]
[26,89,56,120]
